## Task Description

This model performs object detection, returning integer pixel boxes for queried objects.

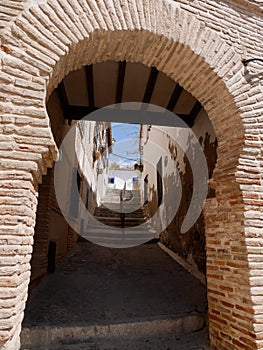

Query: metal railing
[120,183,126,228]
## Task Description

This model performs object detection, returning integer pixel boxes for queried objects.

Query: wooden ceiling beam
[57,81,69,112]
[63,104,193,128]
[143,66,159,103]
[166,84,183,111]
[116,61,126,104]
[64,105,98,120]
[179,101,202,128]
[57,81,73,124]
[190,101,202,120]
[85,64,95,108]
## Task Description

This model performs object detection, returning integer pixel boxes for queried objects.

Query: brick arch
[0,1,261,349]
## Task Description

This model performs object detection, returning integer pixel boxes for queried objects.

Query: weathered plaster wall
[29,89,77,284]
[169,111,216,274]
[76,120,110,207]
[31,91,110,285]
[142,111,217,275]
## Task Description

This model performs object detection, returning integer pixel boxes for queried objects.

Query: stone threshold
[21,313,205,348]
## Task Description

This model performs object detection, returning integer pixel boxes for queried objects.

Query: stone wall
[0,1,263,349]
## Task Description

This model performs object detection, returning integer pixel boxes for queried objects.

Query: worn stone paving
[22,330,210,350]
[21,241,210,349]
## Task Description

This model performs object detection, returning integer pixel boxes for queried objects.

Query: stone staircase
[100,187,133,203]
[81,188,156,248]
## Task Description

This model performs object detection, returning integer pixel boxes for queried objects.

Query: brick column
[0,170,39,350]
[204,150,260,349]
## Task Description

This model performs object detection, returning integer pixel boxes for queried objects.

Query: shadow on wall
[144,132,217,275]
[166,132,217,275]
[146,185,162,234]
[30,166,100,290]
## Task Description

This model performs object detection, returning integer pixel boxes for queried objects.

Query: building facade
[140,109,217,275]
[31,88,112,285]
[0,1,263,349]
[108,168,140,190]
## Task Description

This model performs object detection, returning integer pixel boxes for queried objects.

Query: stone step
[94,213,145,220]
[81,230,157,247]
[84,233,153,239]
[90,221,146,225]
[95,207,145,216]
[22,329,210,350]
[92,217,146,227]
[103,189,140,197]
[94,216,146,222]
[21,313,206,350]
[89,223,146,229]
[86,223,147,231]
[101,197,120,203]
[82,231,154,241]
[96,206,144,212]
[84,225,151,232]
[83,235,153,243]
[95,206,145,213]
[100,200,142,205]
[103,189,136,201]
[99,207,143,214]
[90,224,146,229]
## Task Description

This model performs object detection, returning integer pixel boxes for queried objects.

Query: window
[108,177,115,184]
[157,158,163,207]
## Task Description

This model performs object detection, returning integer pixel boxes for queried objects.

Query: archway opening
[22,61,218,349]
[1,0,258,346]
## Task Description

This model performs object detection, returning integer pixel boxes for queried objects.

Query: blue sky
[109,123,140,168]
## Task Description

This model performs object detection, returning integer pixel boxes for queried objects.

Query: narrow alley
[21,241,209,350]
[22,109,213,350]
[1,2,263,349]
